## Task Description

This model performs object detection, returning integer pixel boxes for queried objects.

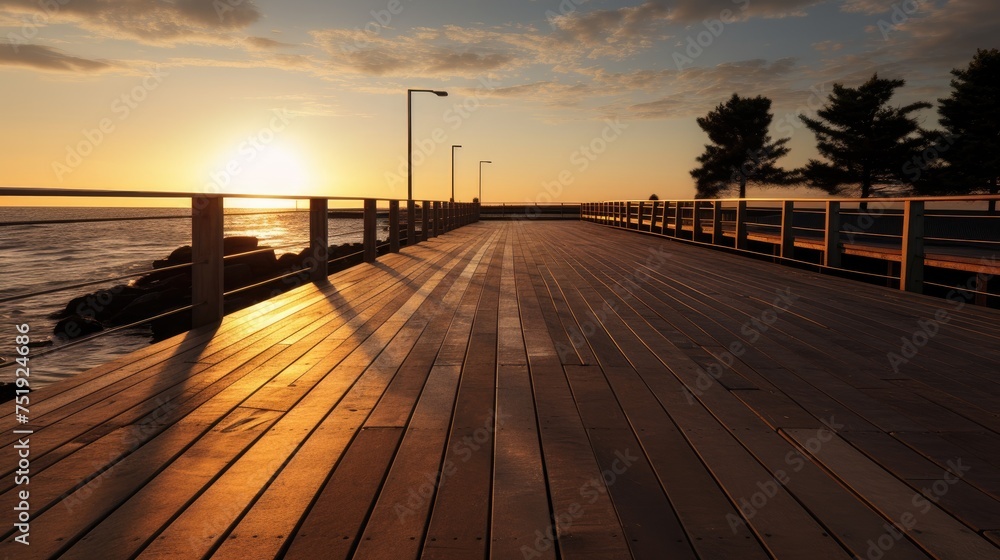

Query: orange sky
[1,0,994,207]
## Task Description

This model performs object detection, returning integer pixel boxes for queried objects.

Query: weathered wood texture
[2,221,998,559]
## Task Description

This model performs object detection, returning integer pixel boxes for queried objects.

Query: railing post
[824,201,841,268]
[389,200,400,253]
[637,201,646,231]
[649,201,658,232]
[712,201,723,245]
[192,196,224,327]
[780,200,795,259]
[692,201,703,240]
[901,200,925,293]
[433,201,441,237]
[660,201,669,235]
[625,201,633,229]
[406,200,416,246]
[309,198,329,282]
[736,200,748,250]
[673,201,683,237]
[420,200,441,241]
[363,199,378,263]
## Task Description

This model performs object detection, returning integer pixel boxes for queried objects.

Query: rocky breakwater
[53,236,370,341]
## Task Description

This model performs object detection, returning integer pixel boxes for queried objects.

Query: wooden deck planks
[1,220,998,559]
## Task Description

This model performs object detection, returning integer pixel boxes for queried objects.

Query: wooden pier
[2,220,999,559]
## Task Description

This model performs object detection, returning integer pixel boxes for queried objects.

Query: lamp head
[434,90,448,97]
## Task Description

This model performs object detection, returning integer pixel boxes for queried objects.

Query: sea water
[0,207,368,388]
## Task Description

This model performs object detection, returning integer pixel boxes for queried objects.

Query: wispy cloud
[0,0,261,45]
[628,58,800,119]
[0,42,112,72]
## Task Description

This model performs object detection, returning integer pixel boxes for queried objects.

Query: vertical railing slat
[309,198,329,282]
[824,201,841,268]
[192,196,224,327]
[901,200,925,292]
[736,200,748,250]
[780,200,795,259]
[363,199,377,263]
[389,200,400,253]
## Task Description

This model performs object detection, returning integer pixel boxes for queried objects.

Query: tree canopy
[916,49,1000,210]
[690,94,794,198]
[799,74,930,198]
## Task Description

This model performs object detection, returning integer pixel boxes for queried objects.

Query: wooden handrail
[0,189,480,328]
[581,195,999,303]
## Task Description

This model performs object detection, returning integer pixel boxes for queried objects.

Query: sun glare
[221,144,312,208]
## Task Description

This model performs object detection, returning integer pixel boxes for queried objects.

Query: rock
[109,289,186,326]
[229,248,278,277]
[0,383,14,404]
[276,252,302,270]
[224,236,259,255]
[26,338,53,348]
[55,315,103,339]
[51,284,145,319]
[223,263,255,292]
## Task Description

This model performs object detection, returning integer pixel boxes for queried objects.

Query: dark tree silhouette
[800,74,930,198]
[690,94,794,199]
[921,49,1000,212]
[648,193,659,200]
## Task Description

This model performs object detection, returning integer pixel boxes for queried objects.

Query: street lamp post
[451,145,462,202]
[406,88,447,243]
[479,160,492,203]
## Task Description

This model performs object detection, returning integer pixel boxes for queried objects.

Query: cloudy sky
[1,0,996,205]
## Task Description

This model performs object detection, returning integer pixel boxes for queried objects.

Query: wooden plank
[784,429,1000,559]
[420,230,505,560]
[490,365,553,560]
[279,427,404,559]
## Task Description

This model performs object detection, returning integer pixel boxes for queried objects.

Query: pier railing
[582,195,1000,305]
[0,188,479,339]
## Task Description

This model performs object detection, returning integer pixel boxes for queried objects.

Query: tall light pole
[479,160,492,203]
[451,145,462,202]
[407,89,448,202]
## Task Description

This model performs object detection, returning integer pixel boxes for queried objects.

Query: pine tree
[931,49,1000,212]
[800,74,930,198]
[690,94,794,198]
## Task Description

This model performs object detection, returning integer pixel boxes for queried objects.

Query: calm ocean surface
[0,207,369,388]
